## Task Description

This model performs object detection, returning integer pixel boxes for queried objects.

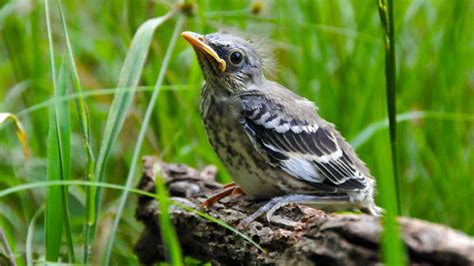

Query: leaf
[45,87,64,262]
[103,12,184,265]
[44,0,62,260]
[153,164,183,265]
[56,1,95,261]
[45,62,75,262]
[376,0,406,264]
[44,1,74,260]
[88,8,177,263]
[0,112,30,159]
[93,10,177,187]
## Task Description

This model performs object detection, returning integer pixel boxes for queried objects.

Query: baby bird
[182,31,382,228]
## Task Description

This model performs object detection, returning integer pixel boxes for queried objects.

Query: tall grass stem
[377,0,405,264]
[103,15,185,265]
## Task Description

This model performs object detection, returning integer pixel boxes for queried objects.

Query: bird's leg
[237,194,350,229]
[201,182,246,208]
[223,182,237,189]
[230,186,244,197]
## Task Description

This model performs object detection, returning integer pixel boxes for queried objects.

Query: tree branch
[134,156,474,265]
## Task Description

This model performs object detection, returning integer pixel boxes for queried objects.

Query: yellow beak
[181,31,226,72]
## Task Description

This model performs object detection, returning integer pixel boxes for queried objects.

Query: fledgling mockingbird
[182,31,382,228]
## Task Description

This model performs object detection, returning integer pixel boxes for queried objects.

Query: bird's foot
[200,182,245,209]
[237,194,350,229]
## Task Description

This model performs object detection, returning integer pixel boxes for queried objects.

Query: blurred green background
[0,0,472,264]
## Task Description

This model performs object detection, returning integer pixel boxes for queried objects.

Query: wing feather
[239,94,367,191]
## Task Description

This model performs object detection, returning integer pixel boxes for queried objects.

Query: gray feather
[237,87,369,191]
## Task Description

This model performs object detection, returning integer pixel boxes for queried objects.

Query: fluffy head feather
[184,30,277,93]
[217,27,276,77]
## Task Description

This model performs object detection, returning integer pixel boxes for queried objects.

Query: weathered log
[134,156,474,265]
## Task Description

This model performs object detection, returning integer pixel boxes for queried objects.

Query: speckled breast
[200,87,283,199]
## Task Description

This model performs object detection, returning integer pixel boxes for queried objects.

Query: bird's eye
[229,50,244,66]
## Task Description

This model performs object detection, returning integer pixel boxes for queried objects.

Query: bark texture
[134,156,474,265]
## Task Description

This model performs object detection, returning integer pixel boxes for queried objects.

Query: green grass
[0,0,473,264]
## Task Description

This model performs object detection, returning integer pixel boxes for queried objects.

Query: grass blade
[16,85,190,118]
[0,113,30,159]
[153,165,183,264]
[94,9,177,185]
[45,62,75,262]
[351,110,474,150]
[45,89,64,261]
[88,8,177,263]
[44,0,62,260]
[56,1,96,262]
[377,0,405,264]
[103,14,184,265]
[378,0,401,215]
[56,63,75,262]
[0,226,16,266]
[26,206,44,266]
[57,1,94,166]
[44,1,74,260]
[0,179,265,254]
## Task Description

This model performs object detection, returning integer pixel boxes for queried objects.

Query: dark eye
[229,50,244,66]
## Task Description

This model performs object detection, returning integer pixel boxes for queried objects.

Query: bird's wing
[238,93,367,191]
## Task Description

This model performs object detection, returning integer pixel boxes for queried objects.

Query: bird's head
[182,31,265,92]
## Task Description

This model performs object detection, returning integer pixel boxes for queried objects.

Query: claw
[266,202,284,222]
[230,186,244,197]
[237,215,255,230]
[200,182,245,209]
[237,194,350,230]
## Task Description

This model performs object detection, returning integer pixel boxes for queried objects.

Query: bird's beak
[181,31,226,72]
